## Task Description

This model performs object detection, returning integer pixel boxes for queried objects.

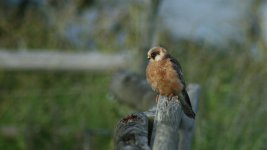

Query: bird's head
[147,47,168,62]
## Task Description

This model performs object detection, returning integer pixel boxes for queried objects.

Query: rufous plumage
[146,47,195,119]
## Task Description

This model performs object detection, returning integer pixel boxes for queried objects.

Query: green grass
[172,43,267,150]
[0,72,128,150]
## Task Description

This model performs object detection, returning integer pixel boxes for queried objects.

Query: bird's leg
[174,95,179,102]
[156,94,159,103]
[167,93,174,101]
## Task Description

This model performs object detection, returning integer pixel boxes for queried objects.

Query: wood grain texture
[178,84,200,150]
[114,112,150,150]
[151,95,182,150]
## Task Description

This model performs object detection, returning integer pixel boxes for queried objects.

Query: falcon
[146,47,195,119]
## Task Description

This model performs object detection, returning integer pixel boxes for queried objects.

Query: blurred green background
[0,0,267,150]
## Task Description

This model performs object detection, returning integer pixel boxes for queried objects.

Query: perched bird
[146,47,195,119]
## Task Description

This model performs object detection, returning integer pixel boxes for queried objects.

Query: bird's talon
[156,94,159,103]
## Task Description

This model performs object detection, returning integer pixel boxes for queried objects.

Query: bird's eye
[151,52,159,59]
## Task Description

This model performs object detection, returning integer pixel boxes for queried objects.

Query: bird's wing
[169,55,194,111]
[169,56,186,86]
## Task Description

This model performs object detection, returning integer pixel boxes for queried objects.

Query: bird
[146,47,195,119]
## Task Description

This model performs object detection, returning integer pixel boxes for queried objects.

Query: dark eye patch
[151,51,160,59]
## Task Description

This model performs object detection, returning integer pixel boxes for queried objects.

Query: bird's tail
[179,91,195,119]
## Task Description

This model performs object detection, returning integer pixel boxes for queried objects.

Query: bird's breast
[146,59,184,95]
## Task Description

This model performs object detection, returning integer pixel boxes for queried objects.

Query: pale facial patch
[154,53,164,61]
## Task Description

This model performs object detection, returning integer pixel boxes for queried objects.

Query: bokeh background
[0,0,267,150]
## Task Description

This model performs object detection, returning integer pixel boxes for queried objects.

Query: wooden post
[178,84,200,150]
[151,96,182,150]
[113,84,200,150]
[114,113,150,150]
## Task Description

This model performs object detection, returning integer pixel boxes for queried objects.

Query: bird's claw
[156,94,159,103]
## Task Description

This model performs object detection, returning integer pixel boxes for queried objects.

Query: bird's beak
[147,56,150,59]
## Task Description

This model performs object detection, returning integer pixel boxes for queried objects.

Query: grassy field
[0,72,129,150]
[0,3,267,150]
[180,45,267,150]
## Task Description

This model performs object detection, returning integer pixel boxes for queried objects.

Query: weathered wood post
[114,113,150,150]
[113,80,199,150]
[178,85,200,150]
[151,96,182,150]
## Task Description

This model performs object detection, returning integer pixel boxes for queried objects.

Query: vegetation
[0,72,127,150]
[177,43,267,150]
[0,1,266,150]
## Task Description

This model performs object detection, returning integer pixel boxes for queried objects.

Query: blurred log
[110,71,156,111]
[114,112,150,150]
[113,82,200,150]
[0,126,19,139]
[0,50,131,71]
